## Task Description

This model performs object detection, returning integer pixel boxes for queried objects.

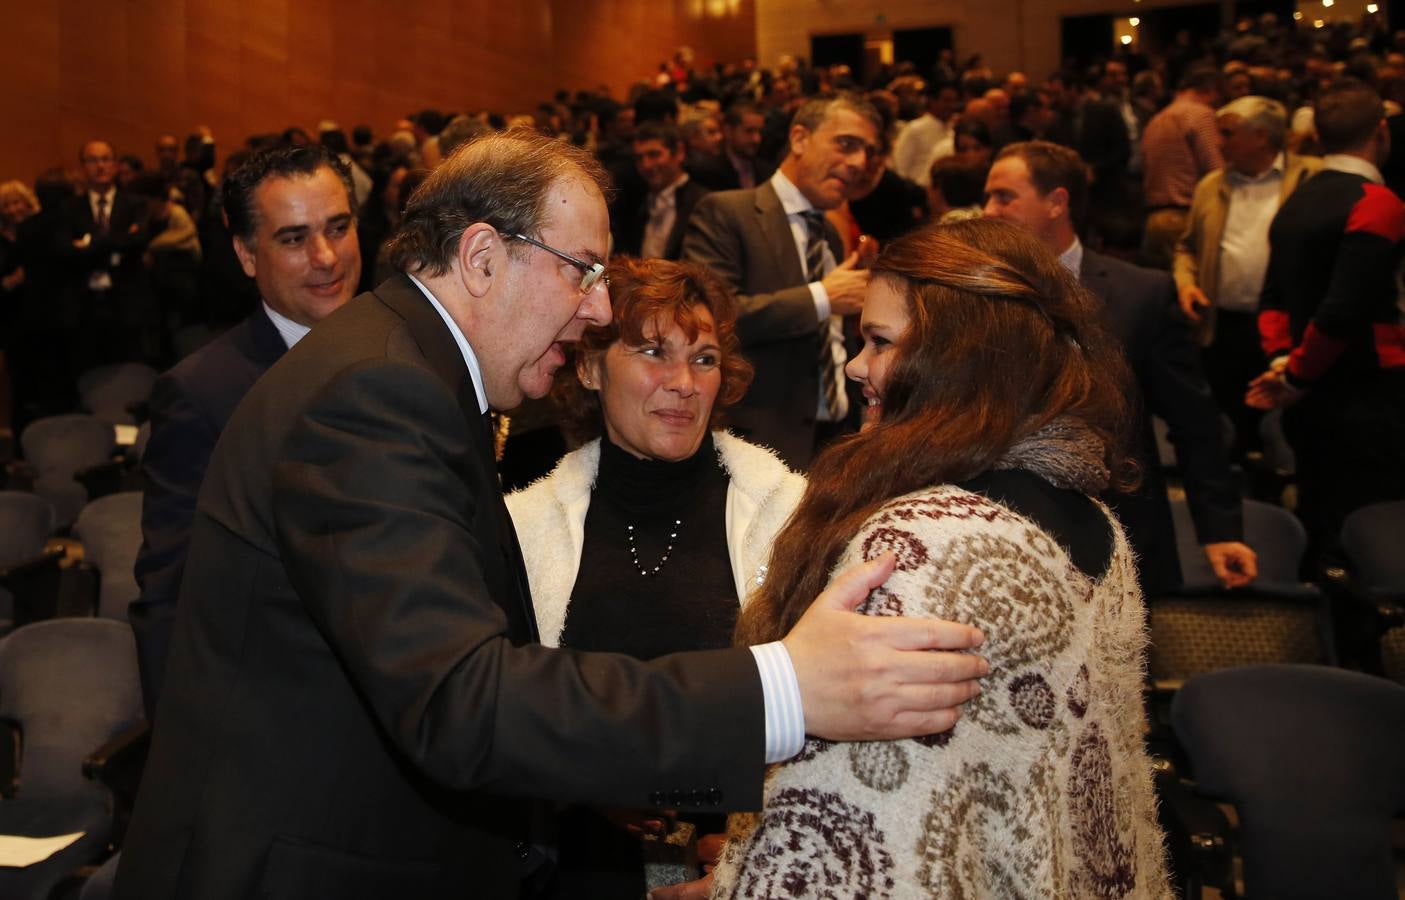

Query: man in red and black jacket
[1251,80,1405,553]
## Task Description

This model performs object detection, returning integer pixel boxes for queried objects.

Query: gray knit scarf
[991,416,1110,494]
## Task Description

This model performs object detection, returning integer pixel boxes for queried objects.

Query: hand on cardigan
[782,552,988,742]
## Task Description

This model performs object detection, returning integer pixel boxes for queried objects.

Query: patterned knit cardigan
[710,482,1172,899]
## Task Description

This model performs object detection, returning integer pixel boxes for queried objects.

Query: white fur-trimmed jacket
[504,431,806,648]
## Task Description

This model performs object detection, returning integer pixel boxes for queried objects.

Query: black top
[960,468,1115,580]
[561,433,739,659]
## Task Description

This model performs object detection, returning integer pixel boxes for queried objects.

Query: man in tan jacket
[1173,95,1321,456]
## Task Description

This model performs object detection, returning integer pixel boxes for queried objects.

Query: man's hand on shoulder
[781,554,988,741]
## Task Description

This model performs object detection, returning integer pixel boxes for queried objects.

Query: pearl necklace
[627,519,681,577]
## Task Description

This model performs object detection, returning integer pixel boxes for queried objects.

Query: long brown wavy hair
[735,217,1137,646]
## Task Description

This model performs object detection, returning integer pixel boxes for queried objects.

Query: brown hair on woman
[553,256,754,443]
[736,216,1137,646]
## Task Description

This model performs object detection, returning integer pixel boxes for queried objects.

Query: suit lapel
[374,274,541,643]
[755,183,805,286]
[247,306,289,369]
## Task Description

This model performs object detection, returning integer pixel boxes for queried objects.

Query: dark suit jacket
[682,182,844,469]
[1081,250,1242,594]
[615,178,711,260]
[131,307,287,717]
[62,190,155,325]
[115,275,764,900]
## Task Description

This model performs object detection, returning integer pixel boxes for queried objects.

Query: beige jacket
[1172,153,1321,344]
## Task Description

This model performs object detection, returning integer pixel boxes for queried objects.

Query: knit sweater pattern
[710,484,1171,899]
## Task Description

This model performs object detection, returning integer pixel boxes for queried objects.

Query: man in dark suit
[687,100,768,192]
[131,145,361,718]
[683,94,880,469]
[66,140,156,366]
[985,141,1258,594]
[612,121,710,260]
[114,130,986,900]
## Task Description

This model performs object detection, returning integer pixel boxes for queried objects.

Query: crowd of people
[3,10,1404,899]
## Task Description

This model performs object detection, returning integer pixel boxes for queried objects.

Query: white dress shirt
[1057,235,1084,277]
[769,170,849,422]
[641,174,689,260]
[263,302,312,350]
[1216,154,1284,313]
[405,272,806,763]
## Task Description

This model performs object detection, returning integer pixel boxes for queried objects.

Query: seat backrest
[0,619,141,800]
[1149,594,1331,683]
[1173,497,1307,590]
[76,363,159,425]
[0,492,56,567]
[1340,500,1405,596]
[20,415,116,479]
[1172,664,1405,900]
[72,493,144,621]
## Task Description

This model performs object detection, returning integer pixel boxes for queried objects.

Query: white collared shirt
[1217,154,1285,313]
[405,270,804,761]
[1322,154,1384,184]
[768,170,847,421]
[641,173,688,260]
[1057,236,1084,278]
[262,302,312,349]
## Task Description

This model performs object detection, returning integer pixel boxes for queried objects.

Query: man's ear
[1047,186,1071,223]
[458,223,502,298]
[232,235,257,279]
[787,124,811,160]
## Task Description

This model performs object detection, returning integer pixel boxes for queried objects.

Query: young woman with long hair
[710,217,1171,899]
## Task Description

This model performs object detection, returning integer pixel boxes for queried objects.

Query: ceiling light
[1121,34,1133,45]
[1129,17,1140,26]
[1293,10,1303,19]
[1314,18,1325,27]
[1367,3,1379,12]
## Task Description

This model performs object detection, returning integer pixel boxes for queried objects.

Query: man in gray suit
[683,94,880,469]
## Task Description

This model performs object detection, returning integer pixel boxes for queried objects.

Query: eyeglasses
[509,233,608,294]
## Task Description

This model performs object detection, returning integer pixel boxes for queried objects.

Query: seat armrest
[0,716,18,799]
[2,460,35,492]
[0,548,66,626]
[84,720,150,789]
[1154,760,1235,892]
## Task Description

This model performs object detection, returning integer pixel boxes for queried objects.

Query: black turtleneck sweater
[560,432,739,659]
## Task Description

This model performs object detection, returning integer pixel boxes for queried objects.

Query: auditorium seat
[1164,664,1405,900]
[0,619,142,900]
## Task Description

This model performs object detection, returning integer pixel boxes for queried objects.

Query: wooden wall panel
[0,0,756,185]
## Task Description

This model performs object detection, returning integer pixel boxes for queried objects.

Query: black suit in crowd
[62,190,156,365]
[683,182,846,469]
[614,178,711,260]
[115,275,764,900]
[1080,249,1243,594]
[131,306,287,718]
[850,169,929,243]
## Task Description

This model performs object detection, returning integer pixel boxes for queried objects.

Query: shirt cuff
[809,282,831,322]
[749,641,805,763]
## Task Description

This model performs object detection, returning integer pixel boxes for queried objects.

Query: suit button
[708,789,723,805]
[690,789,707,806]
[648,791,665,806]
[514,841,529,860]
[669,790,685,806]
